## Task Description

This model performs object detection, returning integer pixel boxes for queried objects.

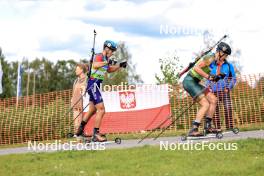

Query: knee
[97,107,105,115]
[201,100,210,110]
[210,96,217,105]
[89,105,96,113]
[87,109,96,117]
[91,108,97,114]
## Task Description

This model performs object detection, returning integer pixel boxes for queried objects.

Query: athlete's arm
[193,60,210,79]
[92,54,108,69]
[93,61,107,69]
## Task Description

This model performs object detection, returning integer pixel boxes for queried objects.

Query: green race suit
[183,52,215,98]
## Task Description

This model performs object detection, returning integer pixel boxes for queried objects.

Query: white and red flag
[84,84,171,134]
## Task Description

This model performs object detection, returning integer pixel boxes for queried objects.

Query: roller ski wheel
[216,132,223,139]
[181,135,187,141]
[82,136,92,143]
[114,138,122,144]
[232,128,239,134]
[67,132,74,138]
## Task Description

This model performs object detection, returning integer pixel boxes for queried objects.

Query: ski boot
[76,121,86,136]
[188,121,203,137]
[92,133,107,142]
[204,117,222,134]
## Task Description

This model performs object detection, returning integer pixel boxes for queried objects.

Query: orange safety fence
[0,73,263,145]
[170,73,264,131]
[0,90,73,145]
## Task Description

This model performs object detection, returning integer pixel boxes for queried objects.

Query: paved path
[0,130,263,156]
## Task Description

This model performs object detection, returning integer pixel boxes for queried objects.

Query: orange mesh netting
[0,74,263,145]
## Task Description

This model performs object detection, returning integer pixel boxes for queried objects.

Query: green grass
[0,138,263,176]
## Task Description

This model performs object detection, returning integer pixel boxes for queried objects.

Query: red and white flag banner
[84,84,171,134]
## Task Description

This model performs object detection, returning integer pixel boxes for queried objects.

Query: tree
[155,50,183,85]
[0,48,16,98]
[53,59,77,91]
[1,56,79,97]
[103,41,143,86]
[24,58,78,94]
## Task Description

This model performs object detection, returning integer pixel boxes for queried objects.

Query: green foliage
[0,53,78,98]
[0,54,15,98]
[155,51,183,85]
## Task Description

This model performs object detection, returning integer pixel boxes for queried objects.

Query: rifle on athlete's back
[178,35,228,78]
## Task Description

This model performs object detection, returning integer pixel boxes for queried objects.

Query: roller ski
[221,127,240,135]
[181,120,223,141]
[206,116,239,136]
[181,129,223,141]
[87,134,121,145]
[66,133,92,143]
[67,121,122,144]
[90,133,122,145]
[80,134,108,144]
[67,133,121,145]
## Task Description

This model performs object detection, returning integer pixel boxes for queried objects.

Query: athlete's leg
[82,102,96,123]
[204,92,221,133]
[189,94,210,136]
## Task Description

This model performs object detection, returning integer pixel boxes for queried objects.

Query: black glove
[208,74,221,82]
[218,73,226,79]
[119,61,127,68]
[108,59,117,65]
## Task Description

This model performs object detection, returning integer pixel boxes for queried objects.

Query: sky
[0,0,263,83]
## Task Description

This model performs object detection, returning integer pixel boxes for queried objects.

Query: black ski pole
[60,30,97,136]
[69,29,97,124]
[152,100,197,140]
[61,30,97,125]
[138,99,197,144]
[137,115,173,143]
[152,80,221,141]
[67,96,90,129]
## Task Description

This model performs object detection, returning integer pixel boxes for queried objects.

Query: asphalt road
[0,130,263,156]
